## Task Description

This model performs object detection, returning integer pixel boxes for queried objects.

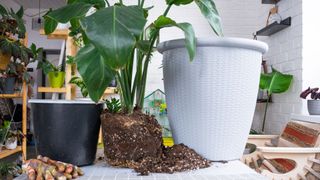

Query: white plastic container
[157,37,268,161]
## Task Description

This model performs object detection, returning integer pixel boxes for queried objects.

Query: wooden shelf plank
[39,29,69,39]
[38,87,67,93]
[38,87,117,94]
[0,146,22,159]
[0,93,22,98]
[104,87,117,94]
[256,17,291,36]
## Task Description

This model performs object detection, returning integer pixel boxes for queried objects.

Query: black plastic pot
[0,77,16,94]
[29,100,103,166]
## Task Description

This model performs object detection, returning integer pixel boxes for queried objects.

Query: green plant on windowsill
[259,67,293,133]
[43,0,223,114]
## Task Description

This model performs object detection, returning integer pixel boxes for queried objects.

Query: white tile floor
[16,161,266,180]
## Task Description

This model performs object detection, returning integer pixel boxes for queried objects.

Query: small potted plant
[5,130,23,150]
[37,59,65,88]
[300,87,320,115]
[0,121,10,152]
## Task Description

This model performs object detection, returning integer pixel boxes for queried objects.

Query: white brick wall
[251,0,303,134]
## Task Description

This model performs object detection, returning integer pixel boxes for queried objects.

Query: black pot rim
[29,99,103,104]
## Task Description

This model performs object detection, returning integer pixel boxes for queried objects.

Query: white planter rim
[157,37,268,55]
[28,99,103,104]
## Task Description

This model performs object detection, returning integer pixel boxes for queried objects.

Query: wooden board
[38,87,67,93]
[0,94,22,98]
[0,146,22,159]
[39,29,69,40]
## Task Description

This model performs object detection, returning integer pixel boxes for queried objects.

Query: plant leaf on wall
[153,16,196,60]
[259,68,293,95]
[195,0,223,36]
[75,44,115,102]
[80,5,147,70]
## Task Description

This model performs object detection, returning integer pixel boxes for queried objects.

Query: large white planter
[157,37,268,161]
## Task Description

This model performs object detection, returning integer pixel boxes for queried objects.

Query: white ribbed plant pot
[157,37,268,161]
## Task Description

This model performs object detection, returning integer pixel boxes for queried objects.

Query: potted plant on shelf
[0,5,28,70]
[0,5,38,96]
[0,120,10,152]
[258,68,293,132]
[37,59,65,88]
[300,87,320,115]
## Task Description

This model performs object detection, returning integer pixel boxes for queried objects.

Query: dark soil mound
[133,144,211,175]
[101,109,163,167]
[101,109,211,175]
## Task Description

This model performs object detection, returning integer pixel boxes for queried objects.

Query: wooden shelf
[39,29,69,40]
[0,146,22,159]
[262,0,280,4]
[0,93,22,98]
[256,17,291,36]
[38,87,117,94]
[38,87,67,93]
[104,87,117,94]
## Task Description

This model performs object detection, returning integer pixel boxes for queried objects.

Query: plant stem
[135,4,173,107]
[106,1,110,7]
[163,5,172,16]
[141,0,145,7]
[119,0,123,5]
[262,94,270,133]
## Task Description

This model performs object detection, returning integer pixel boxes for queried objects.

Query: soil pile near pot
[133,144,211,175]
[101,109,211,175]
[101,109,163,167]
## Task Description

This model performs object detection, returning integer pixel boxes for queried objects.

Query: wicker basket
[158,37,268,161]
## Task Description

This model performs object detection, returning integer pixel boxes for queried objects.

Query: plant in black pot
[43,0,223,174]
[300,87,320,115]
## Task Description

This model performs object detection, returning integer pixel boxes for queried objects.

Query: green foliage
[259,67,293,96]
[44,0,223,113]
[69,76,88,97]
[0,162,21,178]
[37,60,62,75]
[152,16,196,60]
[259,68,293,132]
[0,5,26,38]
[0,6,40,84]
[0,120,10,144]
[194,0,223,36]
[105,98,121,114]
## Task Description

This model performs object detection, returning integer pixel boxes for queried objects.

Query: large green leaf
[68,0,106,9]
[154,16,196,60]
[16,6,24,18]
[80,6,146,70]
[75,44,115,102]
[44,16,58,34]
[45,2,93,23]
[259,68,293,95]
[195,0,223,36]
[166,0,194,5]
[0,4,7,16]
